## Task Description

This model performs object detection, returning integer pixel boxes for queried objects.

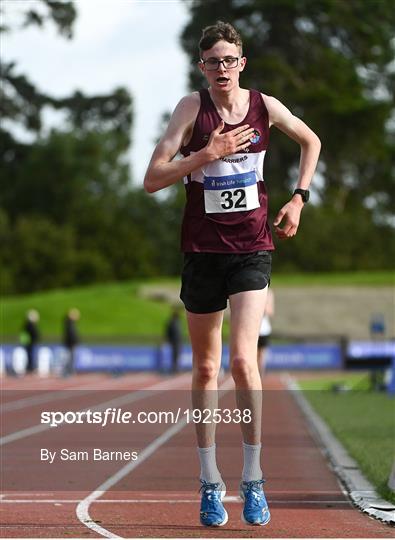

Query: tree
[1,1,133,218]
[180,0,395,270]
[0,1,143,293]
[0,1,77,135]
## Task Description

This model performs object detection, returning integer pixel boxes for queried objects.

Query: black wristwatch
[293,188,310,203]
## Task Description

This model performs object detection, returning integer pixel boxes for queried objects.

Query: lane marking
[283,373,395,524]
[2,373,157,411]
[1,497,350,504]
[1,489,344,497]
[0,373,192,446]
[76,376,234,539]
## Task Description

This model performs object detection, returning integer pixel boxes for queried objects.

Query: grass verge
[1,280,179,342]
[1,271,392,341]
[297,373,395,504]
[271,270,393,286]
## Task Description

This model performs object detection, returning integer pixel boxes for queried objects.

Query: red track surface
[1,372,392,538]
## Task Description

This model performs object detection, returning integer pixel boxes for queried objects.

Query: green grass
[298,373,373,391]
[1,279,181,343]
[271,270,393,287]
[298,373,395,504]
[1,271,393,342]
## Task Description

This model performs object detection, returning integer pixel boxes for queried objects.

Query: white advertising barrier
[12,346,28,375]
[1,345,66,376]
[0,348,5,376]
[37,346,52,377]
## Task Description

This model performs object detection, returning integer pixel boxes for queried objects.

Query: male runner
[144,21,320,527]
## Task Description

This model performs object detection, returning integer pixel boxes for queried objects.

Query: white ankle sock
[198,444,222,484]
[242,441,262,482]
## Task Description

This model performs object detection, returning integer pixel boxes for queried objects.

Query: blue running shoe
[199,480,228,527]
[240,479,271,526]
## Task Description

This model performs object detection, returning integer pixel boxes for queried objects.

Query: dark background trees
[0,1,182,294]
[1,0,394,295]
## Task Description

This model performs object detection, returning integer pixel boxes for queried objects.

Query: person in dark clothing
[165,307,182,373]
[20,309,40,373]
[62,308,80,375]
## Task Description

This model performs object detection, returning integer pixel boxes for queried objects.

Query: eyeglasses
[200,56,240,71]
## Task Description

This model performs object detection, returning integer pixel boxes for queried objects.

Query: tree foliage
[1,1,76,132]
[0,1,142,294]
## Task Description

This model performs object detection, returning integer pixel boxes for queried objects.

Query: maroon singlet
[180,88,274,253]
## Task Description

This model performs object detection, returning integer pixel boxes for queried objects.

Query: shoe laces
[243,479,265,506]
[199,480,222,502]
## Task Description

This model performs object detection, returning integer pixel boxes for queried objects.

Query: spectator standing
[63,308,80,375]
[20,309,40,373]
[165,307,182,373]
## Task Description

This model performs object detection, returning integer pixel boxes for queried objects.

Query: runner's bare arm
[144,94,255,193]
[264,95,321,192]
[262,94,321,238]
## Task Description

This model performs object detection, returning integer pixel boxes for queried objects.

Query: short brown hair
[199,21,243,56]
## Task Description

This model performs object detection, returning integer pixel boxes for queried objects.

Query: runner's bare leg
[187,309,224,447]
[229,287,268,444]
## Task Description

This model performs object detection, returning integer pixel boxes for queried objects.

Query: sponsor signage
[347,340,395,358]
[3,342,394,375]
[266,343,342,369]
[2,342,344,373]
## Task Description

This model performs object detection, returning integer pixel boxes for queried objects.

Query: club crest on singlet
[203,170,260,214]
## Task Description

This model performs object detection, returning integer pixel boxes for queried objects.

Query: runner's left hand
[273,199,303,239]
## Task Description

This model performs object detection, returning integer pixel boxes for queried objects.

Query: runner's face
[199,40,246,93]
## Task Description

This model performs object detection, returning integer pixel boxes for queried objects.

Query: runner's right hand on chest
[206,121,255,160]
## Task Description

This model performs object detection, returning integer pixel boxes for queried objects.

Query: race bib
[203,170,260,214]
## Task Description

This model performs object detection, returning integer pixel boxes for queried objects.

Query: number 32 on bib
[203,171,260,214]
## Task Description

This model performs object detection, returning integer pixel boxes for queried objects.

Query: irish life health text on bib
[203,171,260,214]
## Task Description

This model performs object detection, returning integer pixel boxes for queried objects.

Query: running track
[0,372,392,538]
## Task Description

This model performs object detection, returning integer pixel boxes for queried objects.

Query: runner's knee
[231,355,256,384]
[193,359,220,384]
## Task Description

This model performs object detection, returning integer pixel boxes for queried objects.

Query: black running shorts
[180,251,272,314]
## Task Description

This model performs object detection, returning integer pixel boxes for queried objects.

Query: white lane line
[1,488,342,497]
[1,497,350,504]
[283,373,395,524]
[2,374,156,411]
[76,376,234,539]
[1,492,56,498]
[0,373,192,446]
